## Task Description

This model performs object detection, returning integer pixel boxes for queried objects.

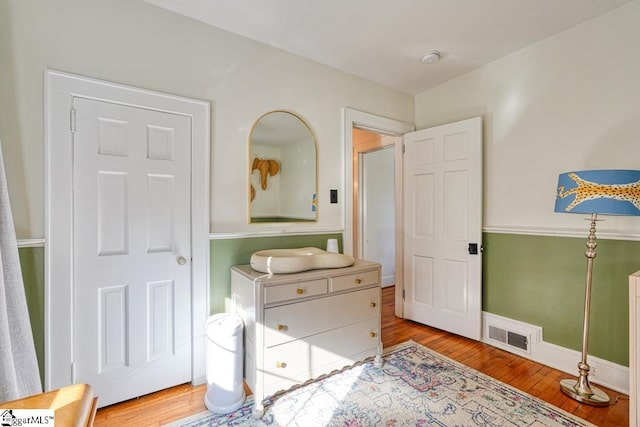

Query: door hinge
[402,143,406,154]
[70,108,77,133]
[402,288,405,300]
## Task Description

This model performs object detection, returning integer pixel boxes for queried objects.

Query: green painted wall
[483,232,640,366]
[209,233,343,313]
[18,246,45,385]
[18,232,638,381]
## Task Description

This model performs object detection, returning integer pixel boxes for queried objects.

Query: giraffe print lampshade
[555,169,640,216]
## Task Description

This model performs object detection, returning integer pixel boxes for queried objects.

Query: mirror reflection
[250,111,317,223]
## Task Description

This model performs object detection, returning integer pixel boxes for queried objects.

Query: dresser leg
[252,402,264,419]
[374,352,382,367]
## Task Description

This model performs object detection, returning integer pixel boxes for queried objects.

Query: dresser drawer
[264,278,327,305]
[329,269,379,292]
[264,286,379,348]
[262,317,380,394]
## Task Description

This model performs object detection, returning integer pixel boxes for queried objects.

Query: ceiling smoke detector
[421,50,441,64]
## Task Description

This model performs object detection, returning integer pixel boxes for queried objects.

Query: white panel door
[403,117,482,340]
[72,97,192,407]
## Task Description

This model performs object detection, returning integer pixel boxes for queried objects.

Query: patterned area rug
[165,340,593,427]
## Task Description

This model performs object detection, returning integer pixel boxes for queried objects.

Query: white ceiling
[141,0,632,94]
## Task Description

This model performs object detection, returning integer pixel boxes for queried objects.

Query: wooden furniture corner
[0,383,97,426]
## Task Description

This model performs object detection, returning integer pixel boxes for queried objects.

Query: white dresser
[630,271,640,427]
[230,260,382,417]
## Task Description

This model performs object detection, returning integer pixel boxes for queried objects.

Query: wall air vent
[483,313,542,356]
[507,331,528,351]
[486,323,530,353]
[489,325,507,343]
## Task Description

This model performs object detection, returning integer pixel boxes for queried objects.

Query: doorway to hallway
[352,129,399,287]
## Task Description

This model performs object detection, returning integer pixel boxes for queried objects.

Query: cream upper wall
[415,0,640,236]
[0,0,413,239]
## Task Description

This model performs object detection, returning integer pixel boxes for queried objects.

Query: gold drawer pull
[355,278,362,284]
[296,288,305,295]
[277,324,287,331]
[369,331,377,338]
[370,302,377,308]
[275,361,287,369]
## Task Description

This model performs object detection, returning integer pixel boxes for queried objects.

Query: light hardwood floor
[95,286,629,426]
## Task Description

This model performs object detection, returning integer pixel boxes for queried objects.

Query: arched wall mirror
[249,111,317,223]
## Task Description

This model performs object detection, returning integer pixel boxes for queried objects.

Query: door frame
[342,108,413,316]
[44,69,210,391]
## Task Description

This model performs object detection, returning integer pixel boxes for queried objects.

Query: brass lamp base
[560,378,609,407]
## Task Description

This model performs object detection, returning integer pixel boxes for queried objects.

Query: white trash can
[204,313,245,414]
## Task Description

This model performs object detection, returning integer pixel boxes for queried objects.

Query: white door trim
[342,108,413,316]
[44,69,210,391]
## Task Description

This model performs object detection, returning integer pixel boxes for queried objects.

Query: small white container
[204,313,245,414]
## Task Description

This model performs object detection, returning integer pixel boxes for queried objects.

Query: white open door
[403,117,482,340]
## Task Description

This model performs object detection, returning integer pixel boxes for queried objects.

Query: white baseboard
[482,312,629,395]
[192,375,207,386]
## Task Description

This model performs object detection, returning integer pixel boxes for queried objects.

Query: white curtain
[0,140,41,402]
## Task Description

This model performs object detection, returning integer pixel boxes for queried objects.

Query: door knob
[176,255,187,265]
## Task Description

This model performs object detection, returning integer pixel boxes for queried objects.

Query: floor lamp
[554,169,640,406]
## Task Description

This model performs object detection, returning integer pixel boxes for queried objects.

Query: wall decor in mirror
[249,111,317,223]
